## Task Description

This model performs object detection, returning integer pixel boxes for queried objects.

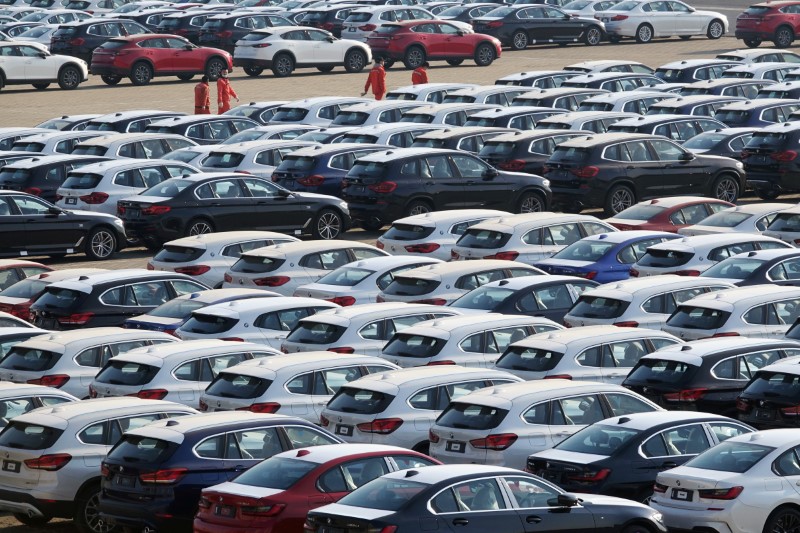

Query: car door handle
[452,518,469,526]
[661,461,677,468]
[526,516,542,524]
[555,431,571,436]
[625,165,635,169]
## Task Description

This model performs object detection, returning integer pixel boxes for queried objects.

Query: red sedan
[605,196,735,232]
[90,33,232,86]
[366,20,502,70]
[193,444,439,533]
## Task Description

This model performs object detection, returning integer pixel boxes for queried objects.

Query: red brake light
[484,251,519,261]
[326,296,356,306]
[544,374,572,380]
[404,243,440,253]
[1,302,31,320]
[55,194,64,201]
[24,187,42,196]
[57,312,93,326]
[566,468,611,482]
[321,22,334,30]
[141,205,171,216]
[245,402,281,413]
[297,174,325,187]
[653,482,668,494]
[24,454,71,471]
[199,399,208,411]
[69,37,85,45]
[117,205,125,215]
[367,181,397,193]
[27,375,70,388]
[241,502,286,517]
[101,464,110,478]
[254,276,290,287]
[570,166,599,178]
[711,332,740,338]
[613,321,639,328]
[356,418,403,434]
[698,486,743,500]
[217,30,232,38]
[409,298,447,305]
[224,273,233,283]
[376,240,385,249]
[583,271,597,280]
[486,20,503,27]
[426,360,456,366]
[781,405,800,416]
[469,433,518,450]
[663,388,707,402]
[78,192,109,204]
[139,468,188,484]
[131,389,168,400]
[428,429,440,443]
[174,265,211,275]
[736,398,752,413]
[771,150,798,162]
[254,42,271,48]
[629,268,639,277]
[319,414,330,427]
[610,14,628,20]
[328,347,355,354]
[673,270,701,276]
[146,262,155,271]
[358,24,376,31]
[221,337,244,342]
[498,159,525,171]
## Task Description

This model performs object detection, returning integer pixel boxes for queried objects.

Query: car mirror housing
[483,167,499,179]
[277,188,292,197]
[38,51,47,59]
[47,206,62,215]
[679,152,695,161]
[556,493,580,507]
[184,44,193,50]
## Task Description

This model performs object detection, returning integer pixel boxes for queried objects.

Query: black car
[300,4,358,38]
[0,151,48,171]
[646,95,745,118]
[682,127,757,160]
[654,59,740,84]
[0,191,126,260]
[305,464,667,533]
[465,106,566,129]
[84,110,186,133]
[116,8,179,32]
[198,12,295,53]
[511,87,608,111]
[471,5,604,49]
[679,79,769,99]
[144,115,260,145]
[35,114,100,131]
[156,11,214,44]
[0,154,110,203]
[545,132,746,216]
[29,269,209,329]
[438,2,499,24]
[118,173,352,248]
[528,411,754,502]
[49,19,149,63]
[341,147,552,229]
[698,249,800,286]
[410,126,516,154]
[737,355,800,428]
[496,69,580,88]
[742,121,800,199]
[478,129,589,175]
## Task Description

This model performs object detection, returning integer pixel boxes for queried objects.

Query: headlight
[736,162,744,169]
[542,179,550,187]
[338,201,349,210]
[113,219,124,227]
[651,512,664,523]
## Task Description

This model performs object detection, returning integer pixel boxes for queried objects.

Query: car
[0,381,76,428]
[159,143,219,168]
[563,275,735,329]
[385,82,479,103]
[146,115,260,145]
[563,59,654,74]
[605,196,734,232]
[757,80,800,99]
[0,41,87,90]
[0,397,196,531]
[234,26,371,78]
[365,20,502,69]
[646,95,745,118]
[723,61,799,81]
[736,0,800,47]
[429,379,661,468]
[49,18,149,63]
[654,59,739,84]
[477,129,588,176]
[10,130,107,155]
[515,87,610,111]
[763,205,800,246]
[197,11,294,54]
[578,91,672,114]
[594,0,727,43]
[0,268,105,319]
[332,123,447,147]
[464,106,566,129]
[535,110,638,133]
[194,443,439,533]
[148,231,300,288]
[450,212,617,264]
[630,233,793,278]
[17,9,89,27]
[306,464,667,533]
[0,327,177,398]
[411,126,516,154]
[222,100,291,125]
[72,132,196,159]
[495,69,580,89]
[0,312,38,329]
[699,249,800,286]
[223,123,318,144]
[471,4,605,49]
[197,139,316,175]
[545,133,746,215]
[0,154,112,203]
[682,127,757,159]
[222,240,388,295]
[117,173,352,248]
[332,101,425,127]
[562,72,663,92]
[713,98,800,128]
[83,109,185,133]
[398,103,503,125]
[269,96,371,127]
[442,86,529,106]
[0,127,51,150]
[528,411,754,502]
[156,11,216,45]
[299,4,361,39]
[200,351,398,420]
[281,302,462,356]
[678,203,792,237]
[0,259,49,291]
[98,411,343,532]
[736,356,800,428]
[717,47,800,64]
[742,122,800,199]
[35,113,99,131]
[562,0,623,17]
[342,5,441,42]
[608,114,726,143]
[379,260,544,306]
[624,337,800,415]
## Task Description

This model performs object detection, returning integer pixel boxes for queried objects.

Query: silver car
[10,130,107,155]
[0,381,76,428]
[198,140,318,178]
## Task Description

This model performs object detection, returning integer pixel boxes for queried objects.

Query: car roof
[20,267,105,284]
[598,410,730,431]
[455,379,632,408]
[208,140,317,154]
[375,464,522,486]
[557,131,658,146]
[414,126,516,139]
[243,240,378,258]
[193,297,334,318]
[388,83,478,95]
[68,158,194,174]
[112,339,272,367]
[579,230,676,243]
[477,274,589,291]
[582,91,670,103]
[272,443,416,464]
[77,132,193,145]
[16,327,172,351]
[496,70,570,81]
[222,351,390,378]
[3,154,106,169]
[725,248,800,261]
[162,231,295,250]
[652,95,743,106]
[612,114,718,127]
[716,98,793,110]
[342,123,446,135]
[679,285,800,311]
[0,381,76,398]
[90,110,184,122]
[540,111,638,123]
[724,428,800,448]
[124,411,296,443]
[618,196,728,209]
[166,288,269,304]
[487,129,589,143]
[579,275,733,301]
[149,115,259,127]
[47,268,192,291]
[511,324,676,351]
[283,96,371,108]
[403,103,500,114]
[516,87,609,99]
[706,202,792,217]
[302,302,453,326]
[467,212,605,231]
[339,100,423,112]
[756,120,800,133]
[641,337,797,365]
[399,313,553,339]
[396,260,537,280]
[646,233,786,252]
[341,366,521,394]
[11,398,194,430]
[469,106,562,118]
[658,59,740,69]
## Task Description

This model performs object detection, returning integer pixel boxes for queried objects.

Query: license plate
[2,460,19,473]
[35,318,56,329]
[127,209,140,219]
[353,185,365,193]
[671,488,693,501]
[65,197,77,205]
[215,505,235,517]
[749,155,767,164]
[755,408,775,420]
[602,17,609,21]
[114,475,134,487]
[336,424,353,436]
[349,27,356,31]
[319,527,345,533]
[446,440,465,453]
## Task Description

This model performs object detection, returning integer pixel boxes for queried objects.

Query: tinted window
[495,346,564,372]
[232,456,316,489]
[94,360,159,386]
[0,422,63,450]
[569,295,630,319]
[626,358,699,385]
[205,373,271,399]
[667,306,730,330]
[327,387,395,415]
[0,348,60,372]
[436,402,508,430]
[555,424,639,456]
[336,477,427,511]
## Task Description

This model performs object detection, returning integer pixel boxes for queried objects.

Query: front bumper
[98,495,186,531]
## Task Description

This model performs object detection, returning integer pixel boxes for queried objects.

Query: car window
[11,195,50,215]
[648,424,710,457]
[196,434,225,458]
[438,478,506,512]
[606,339,648,367]
[130,281,170,306]
[500,476,559,509]
[283,425,339,447]
[553,394,604,425]
[227,427,283,459]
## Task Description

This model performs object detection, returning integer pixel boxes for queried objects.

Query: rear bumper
[734,29,773,40]
[0,489,73,519]
[89,65,128,76]
[98,495,185,531]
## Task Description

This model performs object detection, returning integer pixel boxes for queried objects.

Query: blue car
[534,230,680,283]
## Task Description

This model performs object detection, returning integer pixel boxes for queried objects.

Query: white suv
[342,5,437,42]
[0,41,87,90]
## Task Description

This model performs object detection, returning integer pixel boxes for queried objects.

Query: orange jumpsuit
[217,77,238,114]
[411,67,428,85]
[194,81,210,114]
[364,65,386,100]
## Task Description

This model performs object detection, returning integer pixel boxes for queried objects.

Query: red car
[193,444,439,533]
[604,196,735,232]
[90,33,232,86]
[735,0,800,48]
[366,20,502,70]
[0,260,50,292]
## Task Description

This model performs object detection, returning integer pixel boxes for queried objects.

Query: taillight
[320,414,330,427]
[376,240,385,249]
[130,389,168,400]
[57,312,93,326]
[544,374,572,380]
[613,321,639,328]
[781,405,800,416]
[24,187,42,196]
[698,486,743,500]
[321,22,335,31]
[224,273,233,283]
[771,150,797,162]
[221,337,244,342]
[328,347,355,354]
[146,262,154,270]
[610,14,628,20]
[117,205,126,215]
[241,502,286,517]
[326,296,356,306]
[198,496,212,509]
[174,265,210,275]
[199,399,208,411]
[3,302,31,320]
[740,149,752,160]
[409,298,447,305]
[27,375,70,388]
[78,192,109,204]
[711,332,740,338]
[253,42,271,48]
[582,271,597,280]
[629,268,639,277]
[469,433,518,450]
[566,468,611,482]
[356,418,403,434]
[673,270,700,276]
[736,398,752,413]
[101,464,110,478]
[663,388,707,402]
[55,194,63,201]
[429,429,440,443]
[141,205,171,216]
[69,37,85,46]
[570,166,599,178]
[368,181,397,193]
[486,20,503,27]
[297,174,325,187]
[25,454,71,471]
[254,276,290,287]
[89,385,97,398]
[404,243,440,253]
[217,30,233,38]
[484,251,519,260]
[498,159,525,171]
[358,24,376,31]
[427,360,456,366]
[653,482,668,494]
[246,402,281,413]
[376,295,385,302]
[139,468,188,484]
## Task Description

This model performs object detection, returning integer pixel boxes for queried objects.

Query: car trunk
[323,386,397,442]
[90,358,161,398]
[200,371,273,411]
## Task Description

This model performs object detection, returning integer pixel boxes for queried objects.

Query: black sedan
[306,464,667,533]
[0,191,126,260]
[699,249,800,286]
[682,127,758,161]
[438,3,499,24]
[471,5,604,49]
[117,173,351,250]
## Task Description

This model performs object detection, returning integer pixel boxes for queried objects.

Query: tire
[185,218,214,237]
[707,19,724,39]
[584,25,602,46]
[383,58,395,69]
[177,73,194,81]
[57,65,81,90]
[635,23,653,43]
[130,61,153,86]
[744,38,761,48]
[205,57,226,80]
[637,490,653,505]
[100,74,121,85]
[756,188,781,200]
[511,30,529,50]
[604,184,635,216]
[312,208,344,240]
[712,174,740,203]
[517,191,545,213]
[680,35,691,40]
[474,42,495,66]
[608,35,622,43]
[405,199,432,217]
[14,513,52,527]
[621,525,656,533]
[271,53,295,77]
[403,46,426,70]
[317,65,335,72]
[344,48,367,73]
[243,65,264,77]
[774,26,794,48]
[142,238,162,252]
[446,58,464,66]
[84,227,117,261]
[32,83,49,90]
[764,507,800,533]
[412,442,430,455]
[361,218,384,231]
[74,485,112,533]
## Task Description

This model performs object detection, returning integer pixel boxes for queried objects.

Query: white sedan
[233,25,372,78]
[0,41,86,90]
[594,0,727,44]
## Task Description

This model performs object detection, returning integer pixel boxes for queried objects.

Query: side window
[341,457,389,487]
[209,353,248,377]
[130,281,170,306]
[744,305,769,325]
[554,394,604,425]
[522,402,548,424]
[283,425,339,448]
[286,372,314,394]
[352,248,385,261]
[318,366,363,395]
[0,398,34,423]
[79,421,109,445]
[392,455,436,470]
[544,223,582,246]
[774,447,800,476]
[228,427,283,459]
[582,222,612,236]
[196,435,225,458]
[576,346,602,367]
[604,393,655,416]
[449,478,506,511]
[706,422,749,442]
[458,333,484,354]
[117,414,161,435]
[659,424,710,456]
[75,347,101,367]
[491,327,530,354]
[174,359,201,381]
[500,476,559,509]
[533,284,574,310]
[606,339,648,368]
[650,139,685,160]
[358,320,382,340]
[409,387,439,410]
[171,279,205,296]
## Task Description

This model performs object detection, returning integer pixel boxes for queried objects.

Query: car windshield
[276,156,316,172]
[337,477,428,511]
[714,110,750,124]
[636,248,693,268]
[413,138,445,148]
[327,386,395,414]
[626,358,698,385]
[373,24,401,35]
[0,278,47,299]
[0,347,60,372]
[744,5,771,14]
[456,229,511,249]
[147,298,206,319]
[232,456,317,489]
[495,346,565,372]
[692,210,750,228]
[683,441,773,473]
[94,360,159,386]
[450,286,514,310]
[162,150,201,163]
[141,178,193,198]
[383,333,445,358]
[61,172,103,190]
[654,69,686,83]
[745,131,786,150]
[382,223,435,241]
[348,160,387,180]
[230,255,284,274]
[316,267,374,287]
[744,371,800,401]
[548,146,589,164]
[203,152,245,168]
[437,401,509,430]
[569,295,630,319]
[34,286,83,309]
[701,257,766,279]
[205,372,272,398]
[612,204,665,221]
[107,435,177,464]
[768,213,800,232]
[17,26,50,37]
[0,168,32,184]
[285,321,345,344]
[332,112,369,126]
[683,132,728,150]
[667,305,731,330]
[153,245,204,263]
[580,102,614,112]
[551,240,615,261]
[555,424,640,456]
[382,276,439,296]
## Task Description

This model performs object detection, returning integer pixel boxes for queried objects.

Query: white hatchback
[198,140,319,178]
[341,5,437,42]
[678,203,793,236]
[763,204,800,245]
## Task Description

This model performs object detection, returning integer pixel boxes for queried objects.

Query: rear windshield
[768,213,800,232]
[348,160,388,180]
[373,24,401,34]
[99,40,128,50]
[714,110,749,125]
[230,255,284,274]
[180,313,237,335]
[142,178,193,198]
[450,286,514,310]
[554,424,640,456]
[0,278,47,299]
[72,146,107,156]
[383,333,445,358]
[327,386,395,415]
[276,156,316,172]
[94,360,159,386]
[382,223,435,241]
[495,346,564,372]
[701,257,766,280]
[332,112,369,126]
[107,435,178,464]
[337,477,427,511]
[744,371,800,401]
[569,295,629,319]
[683,441,773,473]
[382,277,440,296]
[302,11,326,22]
[744,5,772,14]
[271,107,310,122]
[626,358,699,385]
[203,152,245,169]
[205,372,272,399]
[436,402,509,430]
[693,211,749,228]
[65,1,89,8]
[551,241,614,261]
[667,306,731,330]
[61,173,103,190]
[159,17,181,29]
[548,146,590,164]
[153,245,204,264]
[612,204,665,221]
[12,142,45,153]
[0,347,60,372]
[163,150,201,163]
[239,32,272,41]
[456,229,511,249]
[637,249,693,268]
[147,299,206,319]
[316,267,374,287]
[0,421,63,450]
[35,287,84,309]
[345,11,371,22]
[84,122,117,132]
[580,102,614,112]
[400,112,434,123]
[745,131,785,150]
[412,138,445,149]
[443,95,475,104]
[285,321,346,344]
[655,69,684,83]
[232,456,317,489]
[0,168,32,184]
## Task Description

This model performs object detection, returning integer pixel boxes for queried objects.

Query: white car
[334,122,448,147]
[222,124,320,144]
[564,275,735,329]
[442,86,529,107]
[10,129,107,154]
[331,100,425,127]
[563,59,654,74]
[223,240,389,296]
[269,96,371,127]
[561,0,622,16]
[385,82,479,103]
[678,203,794,236]
[450,212,617,264]
[198,140,318,178]
[652,429,800,533]
[233,25,372,78]
[578,91,673,113]
[160,144,220,168]
[13,23,58,49]
[399,103,502,125]
[594,0,727,44]
[722,61,800,81]
[0,41,87,90]
[763,204,800,245]
[0,382,76,428]
[341,5,437,42]
[716,48,800,65]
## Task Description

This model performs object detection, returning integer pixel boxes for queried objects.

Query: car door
[669,0,702,34]
[240,176,308,230]
[225,426,283,478]
[307,28,340,64]
[165,36,203,72]
[501,475,595,532]
[0,44,30,82]
[311,365,364,418]
[0,195,25,256]
[449,154,505,209]
[12,194,82,252]
[439,21,472,57]
[548,394,605,445]
[413,22,444,57]
[416,155,467,210]
[648,139,706,196]
[543,6,580,41]
[430,477,524,533]
[601,338,649,384]
[195,178,252,231]
[18,44,53,80]
[138,37,174,72]
[645,0,677,35]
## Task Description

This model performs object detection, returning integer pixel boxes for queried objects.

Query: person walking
[216,69,239,114]
[412,62,429,85]
[194,76,211,114]
[362,58,386,100]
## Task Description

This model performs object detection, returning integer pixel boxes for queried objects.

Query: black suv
[0,154,109,203]
[50,19,149,63]
[300,4,358,37]
[545,132,746,215]
[198,12,294,53]
[341,147,552,229]
[478,129,590,175]
[742,121,800,199]
[157,11,214,44]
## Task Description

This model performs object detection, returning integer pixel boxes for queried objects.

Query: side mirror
[47,206,62,215]
[679,151,695,161]
[483,167,499,179]
[326,36,335,42]
[563,13,570,19]
[184,44,193,50]
[38,52,47,59]
[457,29,465,36]
[556,493,580,507]
[277,188,291,197]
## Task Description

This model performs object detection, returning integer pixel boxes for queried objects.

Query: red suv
[735,0,800,48]
[366,20,502,69]
[90,33,232,86]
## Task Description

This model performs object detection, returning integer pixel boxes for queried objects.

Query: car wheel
[130,61,153,86]
[74,485,112,533]
[517,191,545,213]
[100,74,121,85]
[584,25,602,46]
[361,218,384,231]
[344,48,367,73]
[474,42,495,66]
[13,513,52,527]
[403,46,426,69]
[774,26,794,47]
[383,58,395,69]
[604,184,635,216]
[186,218,215,237]
[32,83,49,90]
[446,59,463,66]
[312,208,343,240]
[205,57,226,80]
[743,38,761,48]
[635,23,653,43]
[756,187,781,200]
[712,174,740,203]
[608,35,622,43]
[57,65,81,90]
[271,53,295,77]
[85,227,117,261]
[637,490,653,505]
[317,65,335,72]
[707,19,724,39]
[765,507,800,533]
[142,238,162,252]
[177,73,194,81]
[511,30,529,50]
[243,65,264,77]
[412,442,430,455]
[405,199,432,217]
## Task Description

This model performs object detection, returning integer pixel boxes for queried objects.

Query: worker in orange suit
[412,62,429,85]
[194,76,210,114]
[361,58,386,100]
[216,69,239,114]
